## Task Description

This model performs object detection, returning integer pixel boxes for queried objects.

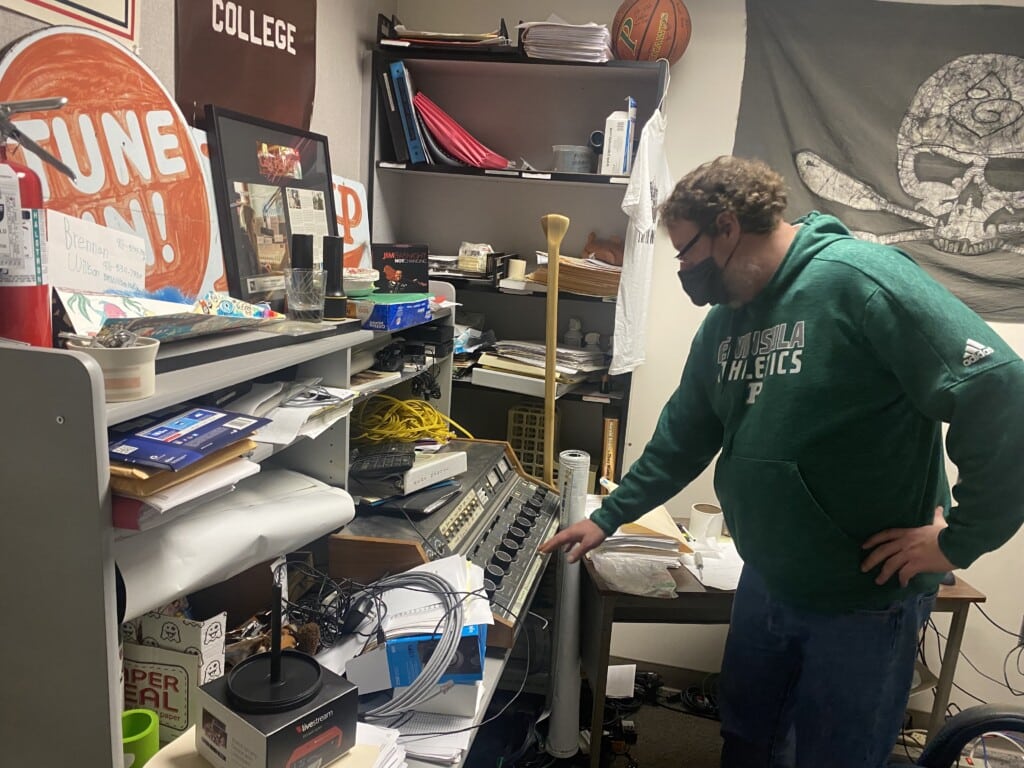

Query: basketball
[611,0,691,65]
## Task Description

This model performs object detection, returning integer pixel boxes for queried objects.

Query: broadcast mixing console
[329,439,560,648]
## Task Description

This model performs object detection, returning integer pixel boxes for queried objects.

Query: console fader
[332,439,560,648]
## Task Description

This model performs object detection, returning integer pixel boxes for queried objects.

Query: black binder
[375,59,409,163]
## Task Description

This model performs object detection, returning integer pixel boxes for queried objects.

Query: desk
[580,561,985,768]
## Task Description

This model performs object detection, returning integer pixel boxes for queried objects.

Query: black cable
[931,622,1017,690]
[974,605,1023,642]
[1003,645,1024,696]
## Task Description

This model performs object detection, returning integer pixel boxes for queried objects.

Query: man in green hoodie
[540,156,1024,767]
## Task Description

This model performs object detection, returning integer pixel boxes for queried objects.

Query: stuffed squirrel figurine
[581,231,625,266]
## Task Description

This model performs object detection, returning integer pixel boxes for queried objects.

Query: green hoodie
[592,212,1024,612]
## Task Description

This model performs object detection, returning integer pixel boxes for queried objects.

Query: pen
[694,551,704,582]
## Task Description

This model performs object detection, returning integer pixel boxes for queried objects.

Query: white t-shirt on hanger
[610,107,672,375]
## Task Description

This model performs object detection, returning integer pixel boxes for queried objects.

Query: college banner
[0,0,139,47]
[175,0,317,130]
[733,0,1024,321]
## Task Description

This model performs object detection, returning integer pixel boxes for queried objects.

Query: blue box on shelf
[349,294,431,332]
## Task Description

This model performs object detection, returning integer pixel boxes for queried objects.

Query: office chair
[889,704,1024,766]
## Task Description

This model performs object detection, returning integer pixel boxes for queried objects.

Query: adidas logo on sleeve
[963,338,994,367]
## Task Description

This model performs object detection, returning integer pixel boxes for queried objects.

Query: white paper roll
[507,258,527,280]
[558,449,590,527]
[547,450,590,757]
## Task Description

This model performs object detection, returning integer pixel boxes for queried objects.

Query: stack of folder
[109,405,270,532]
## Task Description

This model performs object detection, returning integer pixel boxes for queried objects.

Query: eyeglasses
[674,230,703,262]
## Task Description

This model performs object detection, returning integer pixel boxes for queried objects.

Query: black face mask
[678,254,729,306]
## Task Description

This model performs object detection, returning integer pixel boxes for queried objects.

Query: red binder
[412,92,510,171]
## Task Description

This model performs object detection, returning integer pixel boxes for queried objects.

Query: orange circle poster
[0,26,223,297]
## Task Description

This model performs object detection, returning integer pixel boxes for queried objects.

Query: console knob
[485,564,505,585]
[492,550,513,571]
[508,525,527,543]
[483,578,498,596]
[499,538,520,558]
[515,514,534,530]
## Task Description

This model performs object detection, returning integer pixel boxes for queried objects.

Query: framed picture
[205,105,337,308]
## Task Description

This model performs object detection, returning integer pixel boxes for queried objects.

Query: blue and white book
[108,405,272,472]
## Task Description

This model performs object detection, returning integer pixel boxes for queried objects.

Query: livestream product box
[195,666,357,768]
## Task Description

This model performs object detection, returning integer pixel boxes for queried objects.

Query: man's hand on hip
[861,506,956,587]
[539,519,608,564]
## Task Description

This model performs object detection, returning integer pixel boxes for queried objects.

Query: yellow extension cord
[351,393,474,444]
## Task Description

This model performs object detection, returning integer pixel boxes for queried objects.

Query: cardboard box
[348,296,431,331]
[196,665,358,768]
[139,611,227,662]
[345,623,487,694]
[600,96,637,176]
[123,642,224,743]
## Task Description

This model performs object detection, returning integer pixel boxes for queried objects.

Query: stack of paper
[380,555,493,638]
[383,22,513,51]
[586,481,692,564]
[491,340,607,375]
[393,701,482,764]
[112,457,260,534]
[517,16,613,62]
[331,722,405,768]
[226,379,358,444]
[528,254,622,297]
[682,540,744,591]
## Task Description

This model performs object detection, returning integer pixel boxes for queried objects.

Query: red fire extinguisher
[0,97,77,347]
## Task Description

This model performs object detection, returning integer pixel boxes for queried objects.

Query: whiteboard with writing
[46,210,146,293]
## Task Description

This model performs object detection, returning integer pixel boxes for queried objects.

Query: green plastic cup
[122,708,160,767]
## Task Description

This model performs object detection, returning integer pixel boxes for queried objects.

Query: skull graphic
[796,53,1024,256]
[898,54,1024,255]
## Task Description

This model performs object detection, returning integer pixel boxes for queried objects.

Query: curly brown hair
[660,156,788,235]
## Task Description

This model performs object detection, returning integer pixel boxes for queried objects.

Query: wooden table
[579,560,985,768]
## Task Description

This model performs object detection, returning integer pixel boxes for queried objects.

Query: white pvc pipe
[547,449,590,757]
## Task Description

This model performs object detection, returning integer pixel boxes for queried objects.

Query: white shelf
[105,328,374,426]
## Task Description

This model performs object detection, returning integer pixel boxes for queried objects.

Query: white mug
[689,503,724,543]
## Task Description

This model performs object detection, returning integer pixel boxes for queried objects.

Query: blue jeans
[719,567,936,768]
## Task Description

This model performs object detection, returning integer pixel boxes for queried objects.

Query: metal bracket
[0,97,77,180]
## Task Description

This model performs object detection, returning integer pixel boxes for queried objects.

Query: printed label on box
[124,642,223,742]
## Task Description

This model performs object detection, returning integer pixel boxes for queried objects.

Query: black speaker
[323,235,347,320]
